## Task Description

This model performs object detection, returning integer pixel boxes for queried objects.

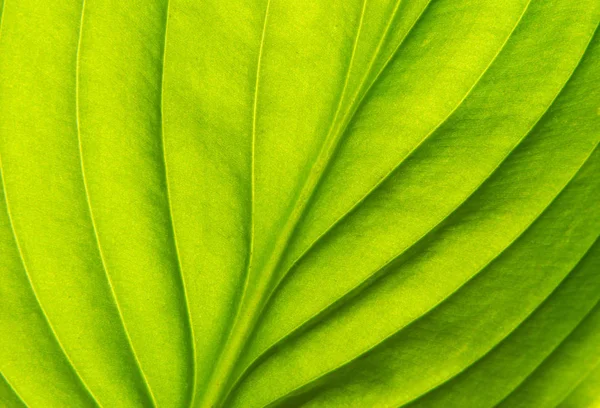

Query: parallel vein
[263,140,599,407]
[0,159,101,407]
[0,2,101,397]
[74,1,156,405]
[156,1,198,407]
[493,283,600,407]
[400,236,600,407]
[235,0,539,388]
[280,0,532,287]
[555,352,600,407]
[198,0,274,406]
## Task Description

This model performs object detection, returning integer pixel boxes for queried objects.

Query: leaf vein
[399,235,600,407]
[0,152,102,408]
[493,277,600,408]
[0,371,28,407]
[155,1,198,407]
[261,139,599,407]
[0,4,100,405]
[74,1,156,405]
[279,0,533,286]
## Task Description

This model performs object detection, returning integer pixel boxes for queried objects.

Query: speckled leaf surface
[0,0,599,407]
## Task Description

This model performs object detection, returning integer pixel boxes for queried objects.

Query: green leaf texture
[0,0,599,407]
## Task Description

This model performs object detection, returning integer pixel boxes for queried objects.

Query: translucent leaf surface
[0,0,598,407]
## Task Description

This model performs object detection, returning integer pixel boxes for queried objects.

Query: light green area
[0,0,598,407]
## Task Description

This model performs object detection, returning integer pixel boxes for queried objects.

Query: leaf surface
[0,0,598,407]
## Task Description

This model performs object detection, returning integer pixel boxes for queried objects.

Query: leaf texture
[0,0,598,407]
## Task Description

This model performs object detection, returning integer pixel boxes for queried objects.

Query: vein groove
[74,1,156,405]
[0,158,101,407]
[263,141,599,407]
[237,0,551,387]
[280,0,532,286]
[209,2,374,405]
[230,0,535,393]
[554,353,600,408]
[399,236,600,407]
[260,0,419,299]
[0,371,28,407]
[0,3,100,406]
[493,285,600,408]
[280,11,594,356]
[198,1,273,406]
[318,0,430,170]
[155,1,198,407]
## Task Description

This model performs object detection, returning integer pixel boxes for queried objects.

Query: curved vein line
[74,2,156,405]
[493,288,600,408]
[0,160,102,408]
[553,352,600,408]
[238,0,547,386]
[316,0,432,168]
[198,1,274,406]
[261,0,419,301]
[156,2,198,408]
[324,0,404,135]
[225,7,435,392]
[232,0,272,379]
[352,0,432,107]
[399,236,600,407]
[0,2,100,406]
[228,3,431,385]
[213,2,372,405]
[0,371,28,407]
[263,138,598,408]
[274,0,434,266]
[278,0,532,289]
[265,0,371,293]
[234,0,272,386]
[253,0,427,345]
[318,0,370,163]
[398,24,600,403]
[318,0,430,166]
[269,0,432,292]
[234,21,591,392]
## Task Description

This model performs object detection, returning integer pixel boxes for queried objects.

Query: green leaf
[0,0,598,407]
